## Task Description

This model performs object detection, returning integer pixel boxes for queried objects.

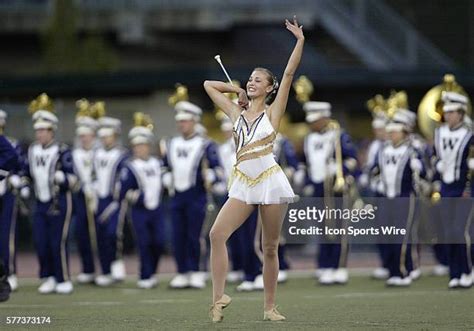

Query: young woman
[204,16,304,322]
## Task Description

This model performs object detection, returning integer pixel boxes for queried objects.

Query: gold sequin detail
[228,164,282,188]
[236,145,274,165]
[236,132,277,159]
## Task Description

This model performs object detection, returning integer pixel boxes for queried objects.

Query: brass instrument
[418,74,472,141]
[327,120,346,194]
[417,74,472,202]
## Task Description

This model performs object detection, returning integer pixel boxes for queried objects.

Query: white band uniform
[228,111,298,204]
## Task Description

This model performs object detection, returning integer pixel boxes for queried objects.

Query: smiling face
[246,69,274,101]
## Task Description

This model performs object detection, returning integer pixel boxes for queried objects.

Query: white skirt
[228,162,299,205]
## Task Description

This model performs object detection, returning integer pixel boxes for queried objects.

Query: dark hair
[253,67,279,104]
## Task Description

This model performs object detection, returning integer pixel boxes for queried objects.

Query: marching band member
[0,110,24,292]
[0,115,20,302]
[162,100,223,289]
[372,109,426,286]
[93,105,128,286]
[432,91,473,289]
[294,101,359,285]
[118,113,165,289]
[72,99,99,284]
[365,108,389,280]
[23,94,75,294]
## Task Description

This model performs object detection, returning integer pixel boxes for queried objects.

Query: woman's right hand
[237,89,249,110]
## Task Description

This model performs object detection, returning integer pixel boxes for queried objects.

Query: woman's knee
[262,241,279,258]
[209,226,228,245]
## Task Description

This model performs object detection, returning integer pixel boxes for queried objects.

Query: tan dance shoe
[263,306,286,321]
[209,294,232,323]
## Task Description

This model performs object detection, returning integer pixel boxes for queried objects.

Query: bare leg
[210,198,255,303]
[259,203,288,311]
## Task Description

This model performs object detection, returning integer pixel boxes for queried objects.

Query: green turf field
[0,275,473,330]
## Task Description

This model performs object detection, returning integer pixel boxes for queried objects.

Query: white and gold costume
[228,111,297,204]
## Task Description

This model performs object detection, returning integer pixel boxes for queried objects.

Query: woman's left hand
[285,16,304,41]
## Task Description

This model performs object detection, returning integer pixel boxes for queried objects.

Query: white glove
[358,173,369,188]
[376,180,385,195]
[283,167,295,179]
[125,190,140,204]
[83,185,98,213]
[344,158,357,171]
[302,185,314,196]
[98,201,119,223]
[204,169,216,183]
[468,158,474,170]
[54,170,66,184]
[212,182,227,195]
[410,158,423,173]
[20,187,30,199]
[293,169,306,187]
[162,172,173,189]
[435,160,444,173]
[8,174,21,189]
[328,161,338,176]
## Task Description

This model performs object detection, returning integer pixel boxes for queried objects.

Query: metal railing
[329,0,454,68]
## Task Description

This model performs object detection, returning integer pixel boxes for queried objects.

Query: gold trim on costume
[236,145,274,165]
[229,164,282,188]
[236,132,276,159]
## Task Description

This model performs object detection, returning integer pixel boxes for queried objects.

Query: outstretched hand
[285,16,304,41]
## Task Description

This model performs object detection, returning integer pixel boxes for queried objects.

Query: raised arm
[268,16,305,130]
[203,80,248,123]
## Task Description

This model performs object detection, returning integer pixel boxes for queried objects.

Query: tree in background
[42,0,119,73]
